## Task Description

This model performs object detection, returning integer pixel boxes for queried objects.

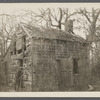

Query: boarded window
[73,58,79,74]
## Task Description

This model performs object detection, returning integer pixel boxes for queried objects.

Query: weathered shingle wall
[1,24,90,91]
[31,38,89,91]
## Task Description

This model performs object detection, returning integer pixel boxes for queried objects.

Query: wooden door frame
[56,58,73,91]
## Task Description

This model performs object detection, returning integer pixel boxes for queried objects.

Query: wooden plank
[57,58,73,91]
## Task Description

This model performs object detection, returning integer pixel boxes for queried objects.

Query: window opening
[73,58,79,74]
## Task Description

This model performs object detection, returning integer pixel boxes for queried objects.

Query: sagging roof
[19,22,86,43]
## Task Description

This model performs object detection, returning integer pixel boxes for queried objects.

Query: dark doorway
[73,58,79,74]
[57,58,73,91]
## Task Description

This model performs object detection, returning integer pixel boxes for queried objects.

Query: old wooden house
[2,22,89,91]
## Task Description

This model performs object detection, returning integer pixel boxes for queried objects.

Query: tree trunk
[58,22,61,29]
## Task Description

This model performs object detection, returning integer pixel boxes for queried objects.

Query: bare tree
[77,8,100,83]
[0,14,17,55]
[27,8,77,29]
[77,8,100,42]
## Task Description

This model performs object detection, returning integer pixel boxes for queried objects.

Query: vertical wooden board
[60,72,67,91]
[77,57,85,86]
[57,57,73,91]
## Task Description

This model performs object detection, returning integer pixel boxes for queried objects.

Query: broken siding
[2,23,89,91]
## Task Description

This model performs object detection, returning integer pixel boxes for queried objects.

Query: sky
[0,3,100,38]
[0,3,100,12]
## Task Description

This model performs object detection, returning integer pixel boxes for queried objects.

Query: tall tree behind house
[76,8,100,82]
[24,8,77,30]
[77,8,100,41]
[0,14,17,56]
[1,8,99,62]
